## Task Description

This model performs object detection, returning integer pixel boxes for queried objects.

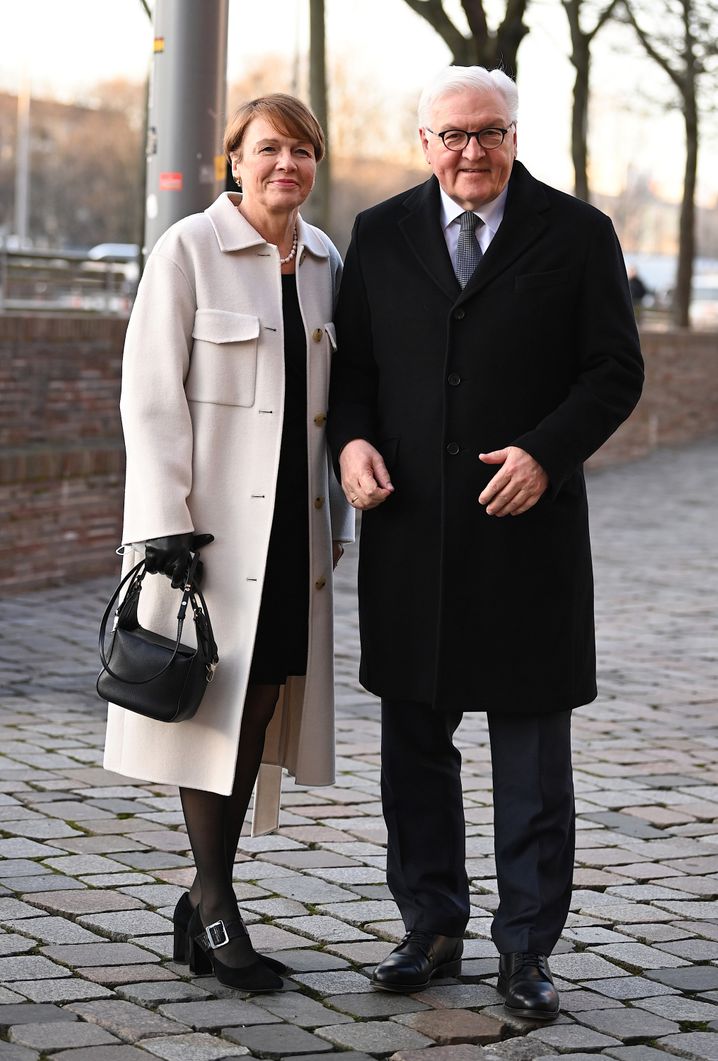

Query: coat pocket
[186,309,260,407]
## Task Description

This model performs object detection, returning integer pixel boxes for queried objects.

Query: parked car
[87,243,140,262]
[83,244,140,307]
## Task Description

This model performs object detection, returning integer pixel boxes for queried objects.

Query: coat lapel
[458,162,550,303]
[398,177,460,302]
[206,192,266,252]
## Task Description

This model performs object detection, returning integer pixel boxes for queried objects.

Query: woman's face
[231,116,317,215]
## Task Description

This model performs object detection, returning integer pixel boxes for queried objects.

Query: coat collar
[205,192,330,259]
[398,163,550,304]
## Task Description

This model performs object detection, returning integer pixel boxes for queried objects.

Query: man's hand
[339,439,394,511]
[479,447,548,516]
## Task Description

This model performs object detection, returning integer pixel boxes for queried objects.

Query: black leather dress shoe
[497,952,559,1020]
[371,931,463,992]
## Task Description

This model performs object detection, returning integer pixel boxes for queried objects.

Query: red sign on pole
[159,172,183,191]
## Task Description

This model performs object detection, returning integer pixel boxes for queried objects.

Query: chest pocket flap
[187,310,260,407]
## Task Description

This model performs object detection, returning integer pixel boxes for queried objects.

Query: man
[627,264,650,319]
[328,66,643,1022]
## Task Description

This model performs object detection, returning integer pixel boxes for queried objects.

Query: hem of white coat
[251,763,337,836]
[251,763,283,836]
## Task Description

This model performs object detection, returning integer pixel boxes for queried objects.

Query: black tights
[180,683,279,966]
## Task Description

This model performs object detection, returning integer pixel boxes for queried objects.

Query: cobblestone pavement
[1,438,717,1061]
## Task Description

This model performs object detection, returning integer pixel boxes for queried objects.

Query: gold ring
[350,496,359,503]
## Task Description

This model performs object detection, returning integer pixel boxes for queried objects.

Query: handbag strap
[188,578,219,680]
[98,554,212,685]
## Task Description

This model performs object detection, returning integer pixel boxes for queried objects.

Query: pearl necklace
[279,227,298,266]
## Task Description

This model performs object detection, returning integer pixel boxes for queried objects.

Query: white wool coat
[104,192,354,834]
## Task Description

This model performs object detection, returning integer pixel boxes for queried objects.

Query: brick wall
[587,329,718,469]
[1,315,716,593]
[0,314,126,593]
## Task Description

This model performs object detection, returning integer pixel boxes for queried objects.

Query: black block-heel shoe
[187,906,283,992]
[173,892,193,962]
[173,892,286,974]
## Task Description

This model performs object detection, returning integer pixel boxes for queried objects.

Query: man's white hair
[417,66,519,127]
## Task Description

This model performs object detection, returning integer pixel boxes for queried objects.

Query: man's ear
[419,127,431,164]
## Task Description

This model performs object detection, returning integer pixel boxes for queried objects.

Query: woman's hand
[145,533,214,587]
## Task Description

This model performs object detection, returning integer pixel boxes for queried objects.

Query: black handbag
[97,553,219,723]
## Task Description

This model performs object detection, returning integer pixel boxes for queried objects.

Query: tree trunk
[562,1,620,204]
[674,82,697,328]
[571,36,590,201]
[308,0,330,233]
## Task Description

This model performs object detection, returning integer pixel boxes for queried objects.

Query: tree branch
[461,0,489,43]
[503,0,530,29]
[590,0,622,40]
[401,0,470,61]
[499,0,530,50]
[623,1,685,93]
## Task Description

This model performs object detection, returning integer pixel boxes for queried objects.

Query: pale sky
[2,0,715,205]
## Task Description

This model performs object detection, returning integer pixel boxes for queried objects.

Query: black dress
[249,274,310,684]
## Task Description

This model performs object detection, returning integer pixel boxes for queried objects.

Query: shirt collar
[438,183,509,238]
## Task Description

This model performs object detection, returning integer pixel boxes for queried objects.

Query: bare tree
[622,0,718,327]
[560,0,620,202]
[400,0,530,76]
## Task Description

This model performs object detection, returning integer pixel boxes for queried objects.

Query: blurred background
[2,0,718,315]
[1,0,717,592]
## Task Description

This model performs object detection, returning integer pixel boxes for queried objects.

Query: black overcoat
[328,162,644,714]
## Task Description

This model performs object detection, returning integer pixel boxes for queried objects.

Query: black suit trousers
[380,699,575,954]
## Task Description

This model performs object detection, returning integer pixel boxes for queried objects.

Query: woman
[104,94,353,992]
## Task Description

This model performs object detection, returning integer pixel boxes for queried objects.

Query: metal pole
[14,74,31,245]
[144,0,229,254]
[307,0,330,233]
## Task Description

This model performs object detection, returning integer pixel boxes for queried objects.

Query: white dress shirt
[438,184,508,268]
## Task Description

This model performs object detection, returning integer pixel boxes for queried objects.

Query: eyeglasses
[426,123,515,152]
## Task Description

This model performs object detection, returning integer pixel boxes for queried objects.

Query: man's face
[420,88,517,210]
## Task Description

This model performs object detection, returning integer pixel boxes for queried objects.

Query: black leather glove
[144,532,214,589]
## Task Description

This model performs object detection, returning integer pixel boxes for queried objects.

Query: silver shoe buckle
[206,920,230,949]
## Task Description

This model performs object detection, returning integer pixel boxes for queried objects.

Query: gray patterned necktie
[455,211,483,288]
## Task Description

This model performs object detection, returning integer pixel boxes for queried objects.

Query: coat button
[453,308,465,320]
[315,576,327,590]
[313,413,327,426]
[446,442,460,455]
[448,372,461,386]
[312,328,323,342]
[314,496,325,509]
